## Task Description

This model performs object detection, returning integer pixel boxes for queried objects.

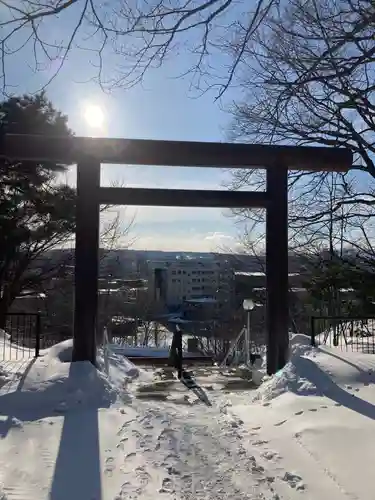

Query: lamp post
[243,298,255,366]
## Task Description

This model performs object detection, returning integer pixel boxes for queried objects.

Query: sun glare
[83,104,105,129]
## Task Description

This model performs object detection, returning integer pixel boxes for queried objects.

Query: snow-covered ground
[0,330,374,499]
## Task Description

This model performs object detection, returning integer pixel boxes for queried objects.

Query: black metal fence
[1,312,41,361]
[311,316,375,353]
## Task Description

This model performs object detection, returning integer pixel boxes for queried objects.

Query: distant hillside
[42,248,307,272]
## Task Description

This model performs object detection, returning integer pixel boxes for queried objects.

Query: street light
[243,298,255,366]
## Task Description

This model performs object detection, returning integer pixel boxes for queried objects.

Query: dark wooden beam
[1,134,352,171]
[266,166,289,375]
[99,187,268,208]
[72,160,100,364]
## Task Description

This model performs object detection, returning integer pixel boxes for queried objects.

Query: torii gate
[1,135,352,374]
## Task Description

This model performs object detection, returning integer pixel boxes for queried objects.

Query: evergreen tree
[0,93,75,326]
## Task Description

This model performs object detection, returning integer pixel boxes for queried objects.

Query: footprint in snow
[308,408,318,412]
[143,423,154,430]
[294,410,304,416]
[132,429,143,438]
[253,439,269,446]
[159,477,175,493]
[166,465,181,476]
[160,453,181,469]
[247,455,265,474]
[116,437,129,450]
[104,457,116,476]
[281,471,305,490]
[274,419,287,426]
[252,463,265,473]
[135,466,151,486]
[261,450,279,461]
[117,419,136,435]
[230,419,243,428]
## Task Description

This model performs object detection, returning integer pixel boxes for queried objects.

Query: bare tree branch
[226,0,375,256]
[0,0,278,95]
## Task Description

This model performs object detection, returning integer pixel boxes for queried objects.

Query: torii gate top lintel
[1,134,352,172]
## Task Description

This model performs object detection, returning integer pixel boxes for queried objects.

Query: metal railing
[1,312,41,360]
[311,316,375,353]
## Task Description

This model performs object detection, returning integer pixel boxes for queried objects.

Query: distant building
[147,257,235,314]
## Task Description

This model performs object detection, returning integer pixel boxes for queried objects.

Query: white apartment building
[147,258,234,309]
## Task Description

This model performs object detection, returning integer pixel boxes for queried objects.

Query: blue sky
[66,71,244,253]
[69,70,246,253]
[3,16,248,253]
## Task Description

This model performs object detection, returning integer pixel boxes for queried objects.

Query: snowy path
[0,393,308,500]
[110,401,282,500]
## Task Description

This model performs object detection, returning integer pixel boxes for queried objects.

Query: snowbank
[45,338,140,380]
[251,331,374,404]
[0,358,118,419]
[253,334,318,402]
[288,332,314,355]
[0,339,145,419]
[97,345,149,386]
[253,360,319,402]
[43,338,74,362]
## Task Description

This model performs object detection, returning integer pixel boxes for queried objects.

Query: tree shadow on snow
[293,356,375,421]
[48,362,132,500]
[0,361,132,500]
[49,405,102,500]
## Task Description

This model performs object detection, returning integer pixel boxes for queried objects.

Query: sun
[83,104,105,129]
